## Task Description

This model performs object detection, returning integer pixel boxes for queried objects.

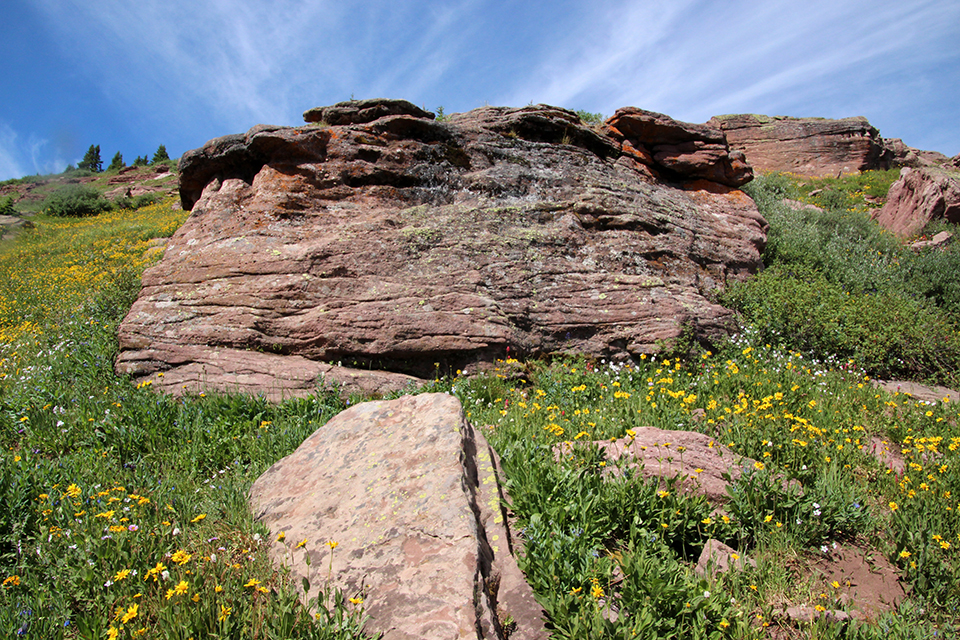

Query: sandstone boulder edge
[249,393,547,640]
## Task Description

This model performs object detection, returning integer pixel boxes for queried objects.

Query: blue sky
[2,0,958,181]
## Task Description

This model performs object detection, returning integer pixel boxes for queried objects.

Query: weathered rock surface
[710,114,890,177]
[872,166,960,238]
[694,539,753,576]
[882,138,950,169]
[249,393,546,640]
[909,230,953,251]
[555,427,755,504]
[117,100,767,396]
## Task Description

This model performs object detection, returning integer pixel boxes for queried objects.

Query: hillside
[1,106,960,639]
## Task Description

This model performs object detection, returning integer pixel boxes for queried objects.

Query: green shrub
[0,196,15,217]
[43,184,112,217]
[720,264,960,386]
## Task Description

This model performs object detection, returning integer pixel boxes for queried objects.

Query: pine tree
[107,151,124,172]
[134,155,149,167]
[151,144,170,164]
[78,144,103,172]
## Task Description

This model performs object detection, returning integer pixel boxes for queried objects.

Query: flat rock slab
[556,427,756,504]
[249,393,546,640]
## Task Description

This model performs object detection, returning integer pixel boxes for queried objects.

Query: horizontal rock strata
[710,114,890,177]
[117,100,767,396]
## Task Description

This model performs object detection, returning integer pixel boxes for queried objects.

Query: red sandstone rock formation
[710,114,890,177]
[116,100,767,398]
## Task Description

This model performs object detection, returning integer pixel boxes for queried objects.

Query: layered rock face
[117,99,767,397]
[249,393,546,640]
[710,114,890,177]
[872,166,960,238]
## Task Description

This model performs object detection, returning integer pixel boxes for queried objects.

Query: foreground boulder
[872,166,960,238]
[249,393,546,640]
[117,100,767,396]
[710,114,890,177]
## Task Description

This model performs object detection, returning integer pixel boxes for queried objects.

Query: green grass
[0,200,368,638]
[1,170,959,638]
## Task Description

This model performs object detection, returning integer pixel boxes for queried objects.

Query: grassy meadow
[1,170,959,638]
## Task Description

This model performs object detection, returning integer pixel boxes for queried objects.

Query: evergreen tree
[151,144,170,164]
[134,155,149,167]
[107,151,124,172]
[78,144,103,172]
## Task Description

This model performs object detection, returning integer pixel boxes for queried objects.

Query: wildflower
[215,585,223,593]
[763,515,773,523]
[570,586,582,595]
[2,575,20,587]
[107,627,119,640]
[277,531,286,542]
[121,603,139,624]
[327,540,339,550]
[889,502,898,512]
[171,550,192,565]
[114,569,131,582]
[65,484,81,498]
[174,580,188,596]
[753,461,765,470]
[244,578,261,588]
[591,583,604,598]
[899,550,911,559]
[190,514,206,523]
[831,581,840,589]
[701,517,712,525]
[349,596,364,605]
[296,539,307,549]
[218,605,232,622]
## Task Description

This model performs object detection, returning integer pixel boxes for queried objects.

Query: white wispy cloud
[500,0,960,130]
[0,124,26,181]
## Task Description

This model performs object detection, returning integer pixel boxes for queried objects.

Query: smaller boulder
[872,166,960,238]
[555,427,756,504]
[695,539,753,576]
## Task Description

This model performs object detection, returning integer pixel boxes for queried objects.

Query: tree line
[75,144,171,173]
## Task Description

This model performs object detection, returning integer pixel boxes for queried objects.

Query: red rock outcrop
[872,166,960,238]
[710,114,890,177]
[249,393,546,640]
[116,100,767,397]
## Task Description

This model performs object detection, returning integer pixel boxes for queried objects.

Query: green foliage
[78,144,103,173]
[0,197,15,217]
[42,184,112,217]
[0,203,369,638]
[731,172,960,387]
[107,151,124,172]
[575,110,605,126]
[720,264,960,386]
[133,155,149,167]
[434,106,447,122]
[112,192,160,211]
[151,144,170,164]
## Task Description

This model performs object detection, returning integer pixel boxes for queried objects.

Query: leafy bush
[43,184,112,217]
[0,196,15,217]
[720,264,960,386]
